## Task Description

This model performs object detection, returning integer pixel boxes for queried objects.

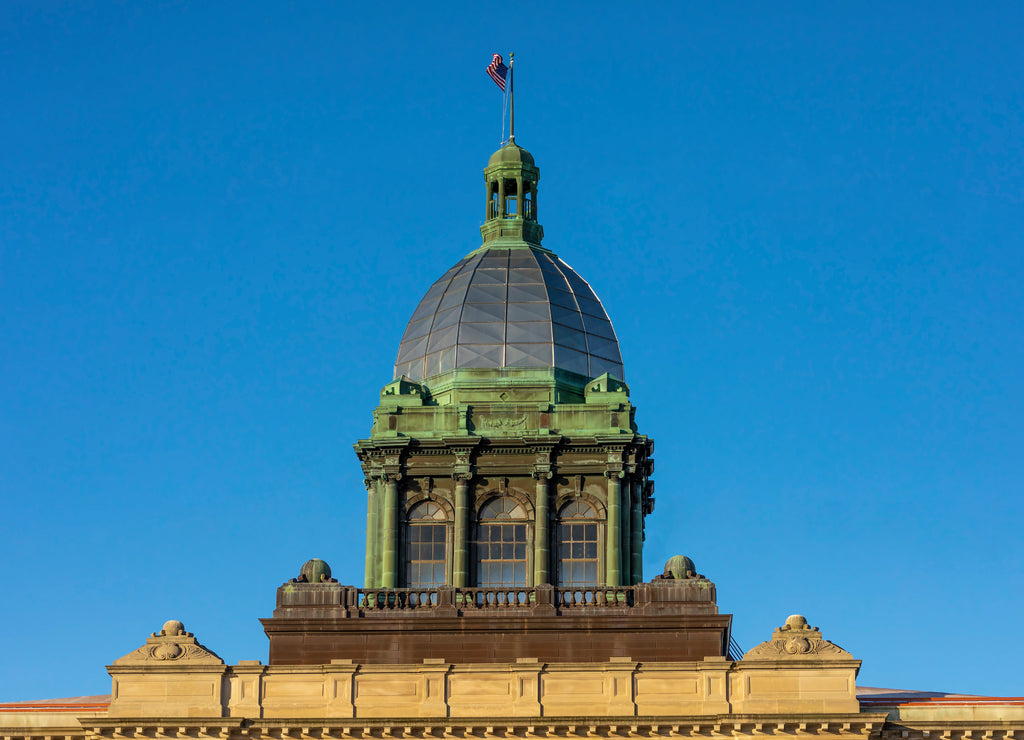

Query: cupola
[480,137,543,246]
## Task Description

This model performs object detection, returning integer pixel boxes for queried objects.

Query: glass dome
[394,246,624,382]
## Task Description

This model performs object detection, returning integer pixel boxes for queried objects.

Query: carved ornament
[474,413,528,432]
[742,615,853,660]
[112,620,224,666]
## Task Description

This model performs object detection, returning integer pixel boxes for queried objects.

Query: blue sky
[1,2,1022,700]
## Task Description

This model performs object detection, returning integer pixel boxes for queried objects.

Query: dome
[394,246,624,382]
[488,140,535,167]
[664,555,696,579]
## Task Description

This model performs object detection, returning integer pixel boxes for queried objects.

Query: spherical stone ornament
[161,619,186,636]
[664,555,696,580]
[785,614,809,630]
[300,558,332,583]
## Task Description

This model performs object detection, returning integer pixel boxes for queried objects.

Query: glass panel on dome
[402,315,433,341]
[409,298,442,324]
[571,280,599,300]
[432,306,461,329]
[478,249,510,268]
[507,283,549,303]
[425,323,459,352]
[537,252,561,270]
[552,345,590,376]
[576,296,606,318]
[586,335,621,362]
[550,305,584,329]
[546,287,578,309]
[422,350,442,377]
[461,302,506,323]
[560,264,592,290]
[552,324,588,351]
[438,346,456,373]
[457,343,504,367]
[505,343,553,367]
[545,277,573,298]
[447,270,474,290]
[394,361,415,380]
[583,315,616,339]
[422,277,450,299]
[396,335,428,363]
[458,322,505,344]
[506,321,552,343]
[455,256,482,275]
[589,356,624,379]
[508,251,539,268]
[472,268,508,285]
[508,268,544,284]
[439,287,469,312]
[465,284,508,303]
[437,262,466,282]
[506,302,551,322]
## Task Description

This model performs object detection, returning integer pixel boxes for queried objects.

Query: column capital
[452,471,473,482]
[604,468,625,480]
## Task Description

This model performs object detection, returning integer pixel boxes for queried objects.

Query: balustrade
[347,585,636,613]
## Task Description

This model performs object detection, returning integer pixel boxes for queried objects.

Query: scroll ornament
[112,620,224,666]
[742,615,853,660]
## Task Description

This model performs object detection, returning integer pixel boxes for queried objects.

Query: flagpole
[509,52,515,142]
[501,80,508,145]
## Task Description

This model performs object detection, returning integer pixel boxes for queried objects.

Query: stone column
[498,178,506,218]
[375,477,386,586]
[453,474,470,587]
[485,182,492,220]
[516,177,523,217]
[605,471,622,587]
[381,475,400,588]
[533,471,551,585]
[364,478,377,588]
[630,478,643,584]
[620,475,632,586]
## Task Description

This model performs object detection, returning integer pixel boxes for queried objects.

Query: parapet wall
[107,655,863,719]
[102,616,864,720]
[263,581,727,665]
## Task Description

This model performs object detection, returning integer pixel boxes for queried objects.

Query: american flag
[486,53,508,91]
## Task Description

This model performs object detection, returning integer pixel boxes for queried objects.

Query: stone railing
[276,580,716,617]
[351,584,633,614]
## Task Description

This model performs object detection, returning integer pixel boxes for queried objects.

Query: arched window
[474,497,529,587]
[406,501,447,588]
[557,500,599,588]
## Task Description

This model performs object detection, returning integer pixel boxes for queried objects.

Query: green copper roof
[487,139,535,167]
[394,245,624,382]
